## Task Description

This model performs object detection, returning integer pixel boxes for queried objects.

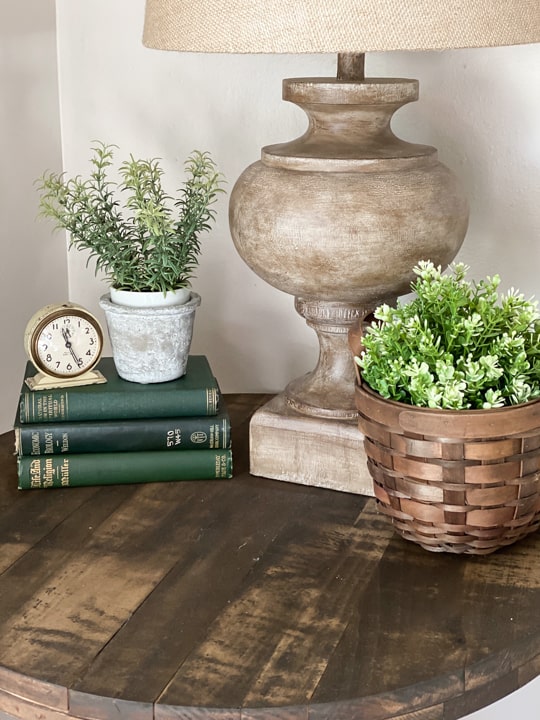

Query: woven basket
[354,383,540,554]
[349,324,540,554]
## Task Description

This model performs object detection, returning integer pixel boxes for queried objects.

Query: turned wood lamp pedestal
[230,54,469,493]
[250,299,374,495]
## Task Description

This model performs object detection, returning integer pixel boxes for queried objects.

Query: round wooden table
[1,394,539,720]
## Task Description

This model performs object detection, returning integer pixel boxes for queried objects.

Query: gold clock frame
[24,303,107,391]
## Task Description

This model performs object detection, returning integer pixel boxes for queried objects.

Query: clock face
[33,310,103,378]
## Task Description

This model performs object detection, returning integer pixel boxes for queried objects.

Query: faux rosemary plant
[37,142,224,293]
[356,261,540,409]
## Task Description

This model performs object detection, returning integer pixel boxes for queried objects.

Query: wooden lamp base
[249,393,373,495]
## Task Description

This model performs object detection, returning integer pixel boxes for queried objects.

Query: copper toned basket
[355,383,540,554]
[350,325,540,555]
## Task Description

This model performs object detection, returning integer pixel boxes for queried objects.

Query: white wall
[54,0,540,401]
[0,1,66,431]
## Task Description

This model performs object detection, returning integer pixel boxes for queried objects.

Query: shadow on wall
[0,1,67,432]
[376,46,540,294]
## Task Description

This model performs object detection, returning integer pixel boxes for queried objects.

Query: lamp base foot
[249,393,373,496]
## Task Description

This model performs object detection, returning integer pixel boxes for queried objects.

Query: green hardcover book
[18,356,220,424]
[14,404,231,455]
[17,448,233,489]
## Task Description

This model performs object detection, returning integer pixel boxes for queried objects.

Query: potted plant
[37,142,224,383]
[350,260,540,555]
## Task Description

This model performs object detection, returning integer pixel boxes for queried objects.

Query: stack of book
[14,356,232,490]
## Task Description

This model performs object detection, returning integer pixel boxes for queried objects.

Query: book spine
[18,387,219,423]
[15,415,230,455]
[17,449,233,489]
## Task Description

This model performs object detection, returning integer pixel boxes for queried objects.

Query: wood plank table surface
[0,394,539,720]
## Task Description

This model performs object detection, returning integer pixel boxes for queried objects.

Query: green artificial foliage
[356,261,540,409]
[37,142,225,293]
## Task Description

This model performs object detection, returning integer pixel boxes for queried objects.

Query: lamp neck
[263,77,429,170]
[337,53,365,81]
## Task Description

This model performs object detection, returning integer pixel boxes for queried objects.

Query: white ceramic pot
[109,287,191,308]
[99,291,201,383]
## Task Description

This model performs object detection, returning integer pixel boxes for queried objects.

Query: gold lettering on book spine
[29,459,41,488]
[206,388,219,414]
[43,458,54,488]
[60,458,70,486]
[44,432,54,454]
[31,432,40,455]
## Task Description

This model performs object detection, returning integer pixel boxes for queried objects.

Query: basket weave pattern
[355,383,540,555]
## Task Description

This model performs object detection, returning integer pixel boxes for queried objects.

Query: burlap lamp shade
[143,0,540,492]
[143,0,540,52]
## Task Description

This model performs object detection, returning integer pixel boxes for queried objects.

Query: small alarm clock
[24,303,107,390]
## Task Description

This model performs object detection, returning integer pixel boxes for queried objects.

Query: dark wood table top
[0,394,539,720]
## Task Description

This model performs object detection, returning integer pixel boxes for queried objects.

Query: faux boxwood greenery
[356,261,540,409]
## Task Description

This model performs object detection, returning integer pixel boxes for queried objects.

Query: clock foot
[25,369,107,391]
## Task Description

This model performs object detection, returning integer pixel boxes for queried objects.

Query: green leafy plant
[37,142,225,293]
[356,261,540,409]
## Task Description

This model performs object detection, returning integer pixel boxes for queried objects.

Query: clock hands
[61,327,82,367]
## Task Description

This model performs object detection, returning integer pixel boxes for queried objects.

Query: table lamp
[143,1,540,494]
